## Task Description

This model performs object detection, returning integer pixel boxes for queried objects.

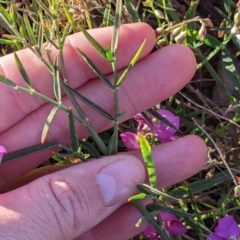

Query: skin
[0,23,207,240]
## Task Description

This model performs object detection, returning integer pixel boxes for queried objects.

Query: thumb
[0,155,145,240]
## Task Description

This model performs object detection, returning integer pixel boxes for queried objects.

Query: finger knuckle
[44,173,92,236]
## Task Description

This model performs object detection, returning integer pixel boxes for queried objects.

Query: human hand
[0,23,207,239]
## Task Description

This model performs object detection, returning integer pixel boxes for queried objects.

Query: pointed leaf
[14,52,33,89]
[111,0,122,55]
[63,84,113,120]
[1,142,59,164]
[124,0,140,22]
[79,25,108,61]
[106,133,116,155]
[0,75,16,87]
[138,132,157,188]
[222,49,240,94]
[103,0,111,27]
[36,0,55,20]
[136,183,179,201]
[63,85,108,154]
[53,58,61,102]
[117,39,146,86]
[128,193,147,201]
[23,10,37,45]
[68,108,79,152]
[79,140,101,159]
[146,203,192,218]
[41,106,59,143]
[78,49,113,89]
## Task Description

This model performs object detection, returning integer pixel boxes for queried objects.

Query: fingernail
[96,157,143,206]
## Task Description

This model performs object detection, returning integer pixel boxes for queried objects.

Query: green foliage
[1,0,240,239]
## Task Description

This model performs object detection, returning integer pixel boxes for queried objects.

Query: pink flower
[120,109,180,150]
[0,146,7,163]
[207,216,240,240]
[143,212,187,239]
[120,132,139,150]
[151,109,180,143]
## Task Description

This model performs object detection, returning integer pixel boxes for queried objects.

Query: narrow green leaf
[36,0,55,20]
[117,39,146,86]
[169,170,238,200]
[197,48,234,104]
[60,24,71,47]
[62,84,86,122]
[37,23,44,52]
[1,142,59,164]
[61,1,74,26]
[111,0,122,55]
[128,193,147,201]
[23,10,37,45]
[68,108,79,152]
[79,140,101,159]
[63,84,113,120]
[184,0,199,29]
[136,183,179,201]
[222,49,240,94]
[41,106,59,143]
[63,85,108,155]
[53,58,61,102]
[0,10,18,36]
[2,34,24,42]
[0,38,15,44]
[124,0,140,22]
[197,34,233,68]
[0,75,16,87]
[133,200,171,239]
[14,52,33,89]
[214,7,231,23]
[77,49,114,89]
[138,132,157,188]
[79,25,108,61]
[146,203,192,218]
[103,0,111,27]
[106,133,116,155]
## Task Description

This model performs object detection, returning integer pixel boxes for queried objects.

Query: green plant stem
[15,86,108,154]
[133,200,171,240]
[112,61,119,155]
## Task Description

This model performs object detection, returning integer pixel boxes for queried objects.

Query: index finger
[0,23,155,132]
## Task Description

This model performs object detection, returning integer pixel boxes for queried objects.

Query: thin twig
[192,118,238,186]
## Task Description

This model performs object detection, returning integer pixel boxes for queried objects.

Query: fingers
[0,23,155,132]
[2,44,196,152]
[0,155,145,240]
[1,135,207,199]
[76,136,208,240]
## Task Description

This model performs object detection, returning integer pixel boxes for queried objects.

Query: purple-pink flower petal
[206,233,226,240]
[213,216,240,239]
[206,216,240,240]
[143,212,187,239]
[0,146,7,162]
[160,212,187,235]
[120,132,139,150]
[143,224,161,239]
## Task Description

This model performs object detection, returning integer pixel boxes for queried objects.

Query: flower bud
[234,12,240,27]
[198,24,207,41]
[154,9,164,19]
[171,26,182,39]
[201,18,213,28]
[174,31,187,43]
[155,26,165,36]
[231,24,240,35]
[157,39,167,47]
